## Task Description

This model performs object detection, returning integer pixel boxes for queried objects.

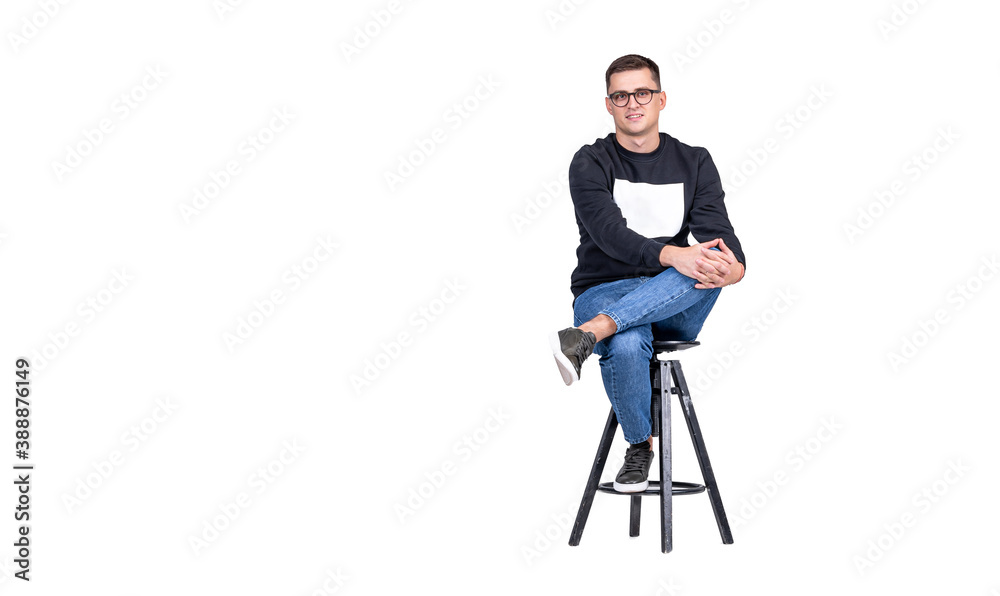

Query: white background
[2,0,999,593]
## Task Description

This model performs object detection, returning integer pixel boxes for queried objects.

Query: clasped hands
[660,238,744,289]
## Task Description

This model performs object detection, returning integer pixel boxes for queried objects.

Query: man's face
[605,67,665,139]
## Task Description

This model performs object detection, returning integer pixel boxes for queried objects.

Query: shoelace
[571,332,594,364]
[620,446,653,473]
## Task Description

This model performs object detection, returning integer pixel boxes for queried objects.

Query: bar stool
[568,340,734,553]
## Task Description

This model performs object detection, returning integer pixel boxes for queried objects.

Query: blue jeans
[572,248,723,444]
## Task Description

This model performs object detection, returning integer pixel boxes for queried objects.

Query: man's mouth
[626,113,642,121]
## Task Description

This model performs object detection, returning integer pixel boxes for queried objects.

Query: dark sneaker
[549,327,596,385]
[614,441,654,492]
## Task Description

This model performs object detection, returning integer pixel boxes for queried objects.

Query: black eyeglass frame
[606,89,662,107]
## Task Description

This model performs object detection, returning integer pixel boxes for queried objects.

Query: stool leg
[658,360,673,553]
[649,361,660,438]
[569,408,618,546]
[629,496,641,536]
[669,360,734,545]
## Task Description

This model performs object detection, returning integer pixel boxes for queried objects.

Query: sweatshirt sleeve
[688,148,746,272]
[568,147,665,268]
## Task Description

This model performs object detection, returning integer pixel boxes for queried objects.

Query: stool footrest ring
[596,480,705,496]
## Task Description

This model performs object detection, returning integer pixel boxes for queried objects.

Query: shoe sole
[613,480,649,493]
[549,331,579,386]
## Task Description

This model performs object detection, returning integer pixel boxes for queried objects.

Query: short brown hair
[605,54,661,94]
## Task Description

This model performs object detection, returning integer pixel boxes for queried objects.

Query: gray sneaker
[549,327,597,385]
[614,441,654,492]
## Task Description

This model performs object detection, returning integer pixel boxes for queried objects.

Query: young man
[550,54,746,493]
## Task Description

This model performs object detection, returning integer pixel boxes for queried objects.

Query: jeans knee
[604,326,652,360]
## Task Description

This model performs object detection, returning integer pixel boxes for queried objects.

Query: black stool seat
[568,340,733,553]
[652,340,699,353]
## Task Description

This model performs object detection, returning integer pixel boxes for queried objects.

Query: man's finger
[718,237,736,257]
[697,257,730,277]
[702,246,735,264]
[695,265,721,285]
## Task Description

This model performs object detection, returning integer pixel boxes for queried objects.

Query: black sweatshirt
[568,132,745,305]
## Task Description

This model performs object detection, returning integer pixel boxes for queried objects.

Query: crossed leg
[572,267,722,444]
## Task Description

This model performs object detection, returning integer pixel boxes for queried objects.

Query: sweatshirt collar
[611,132,666,163]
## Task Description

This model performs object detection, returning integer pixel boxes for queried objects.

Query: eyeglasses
[607,89,661,107]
